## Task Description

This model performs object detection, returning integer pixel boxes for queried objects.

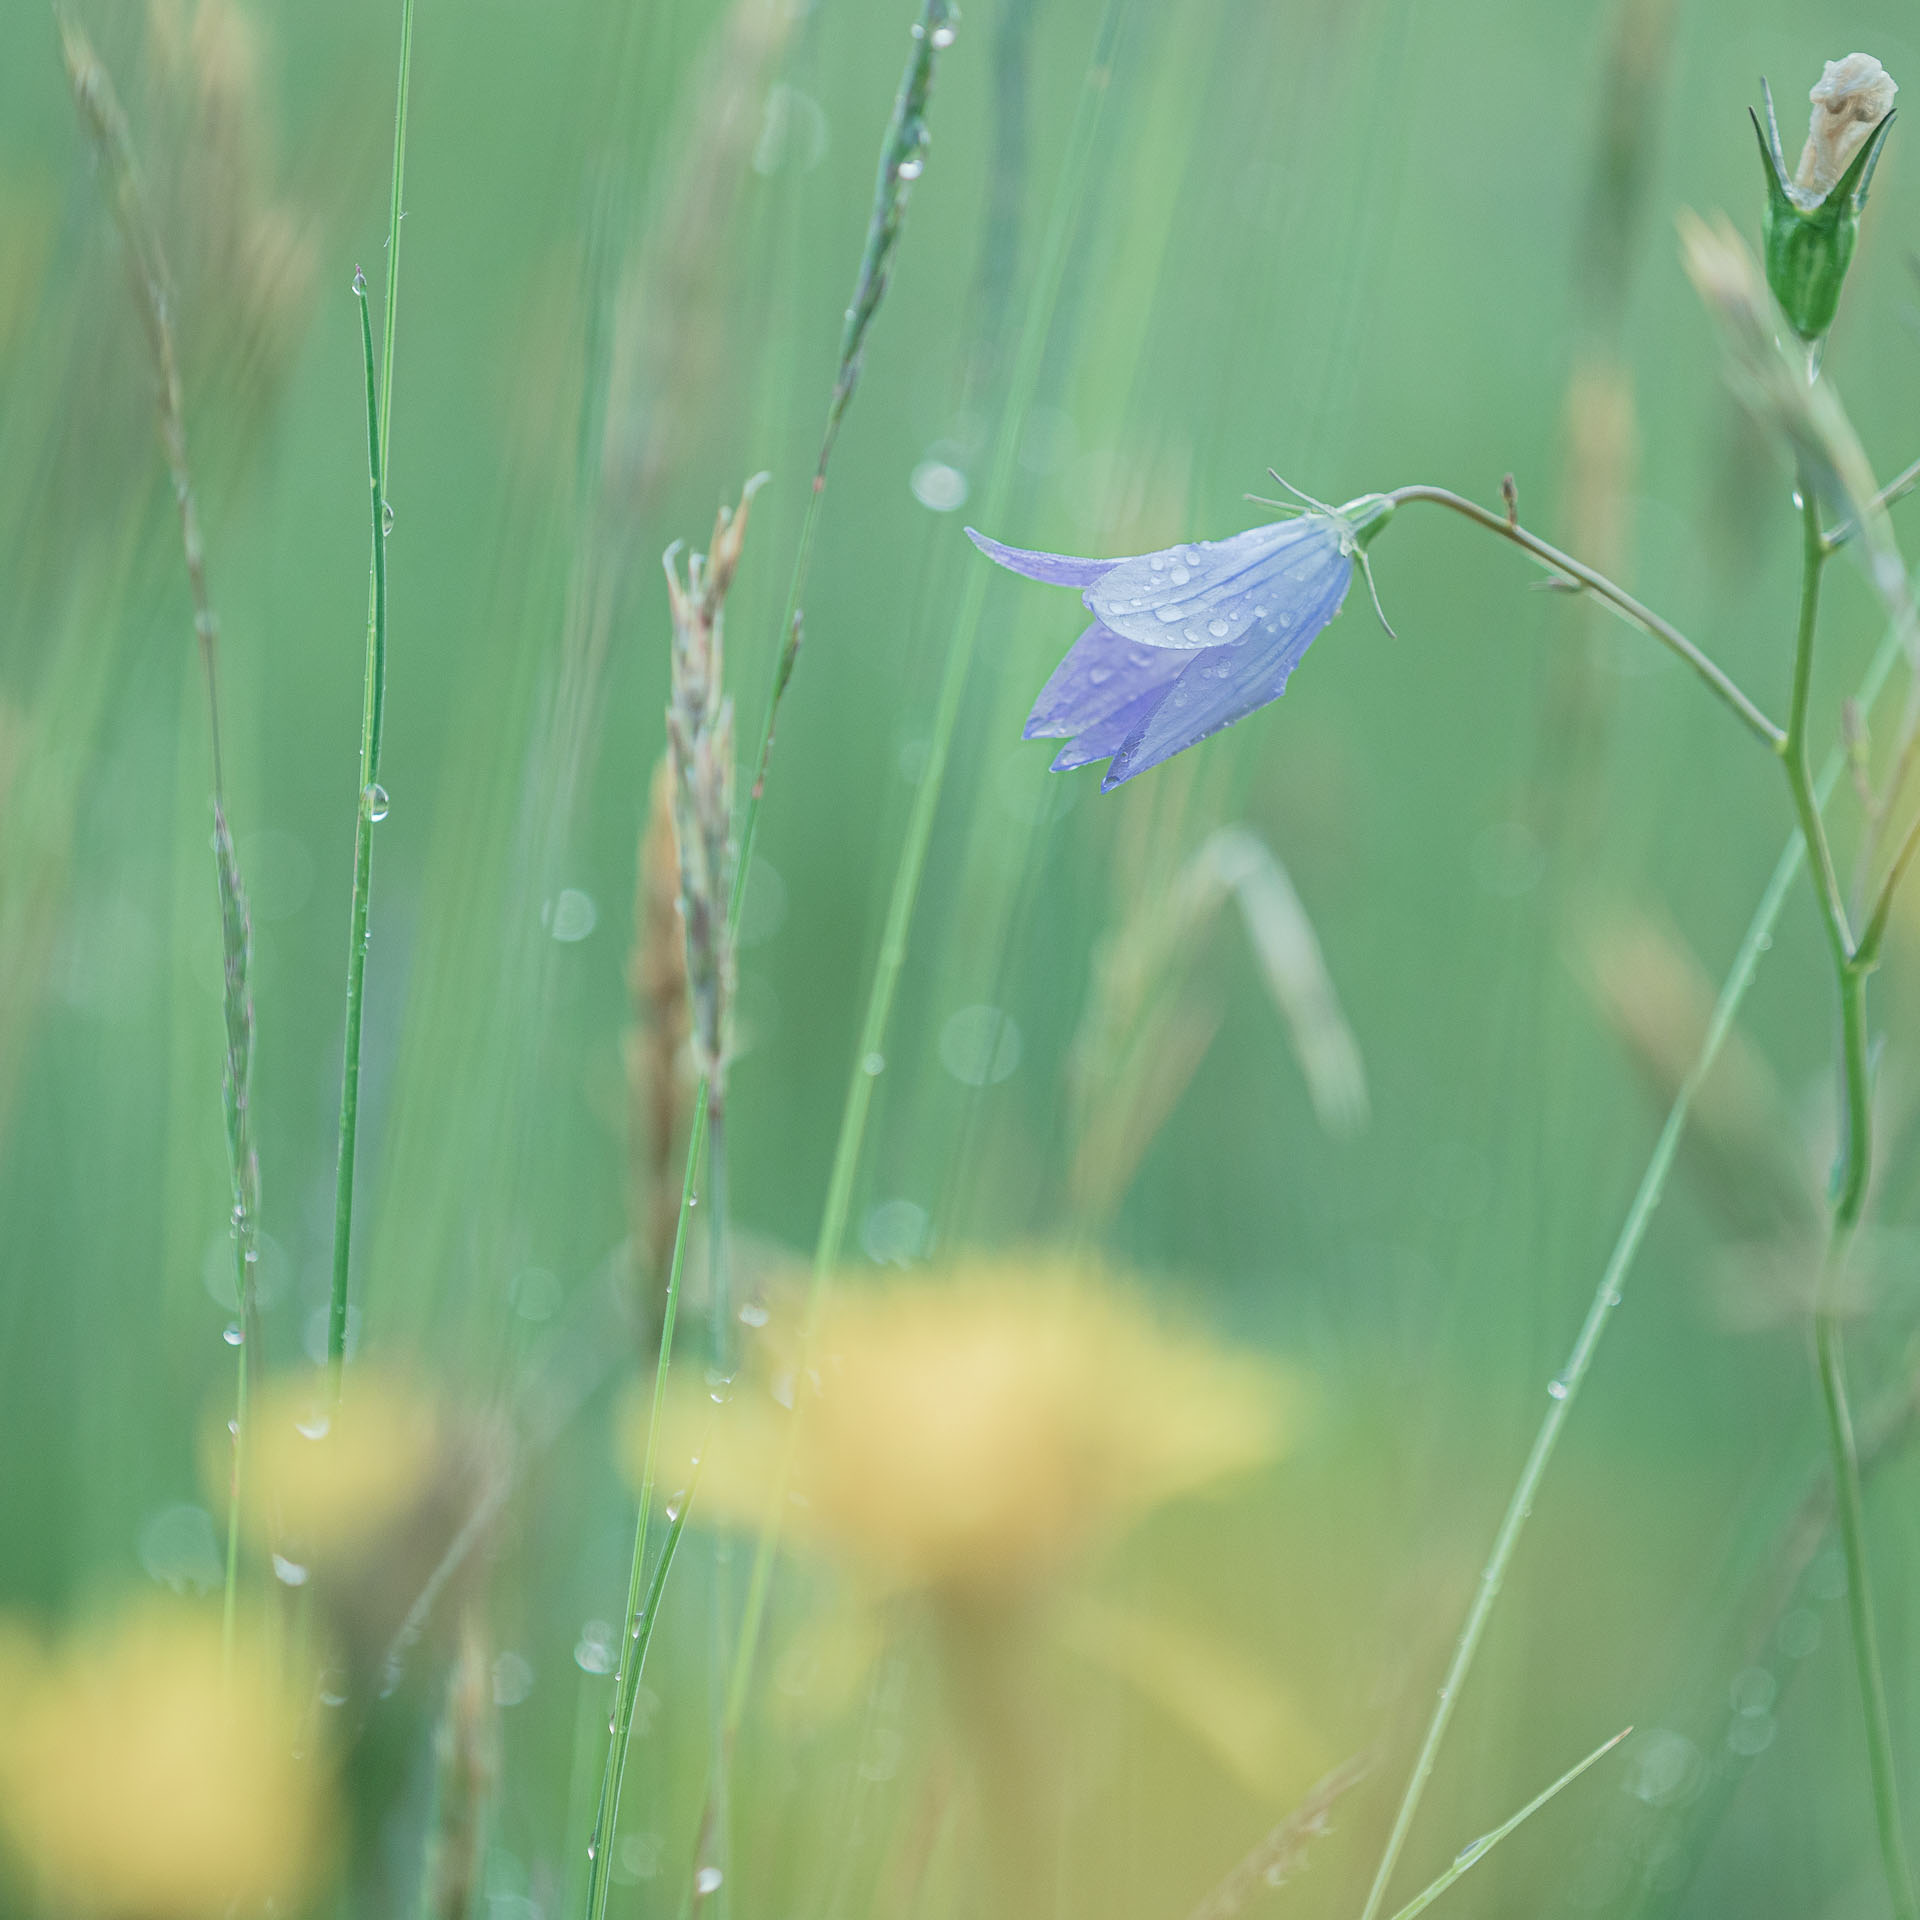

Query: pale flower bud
[1795,54,1898,201]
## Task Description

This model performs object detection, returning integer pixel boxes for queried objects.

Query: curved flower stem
[1787,473,1919,1920]
[1385,485,1783,750]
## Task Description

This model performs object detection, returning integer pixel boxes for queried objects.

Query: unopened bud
[1751,55,1897,341]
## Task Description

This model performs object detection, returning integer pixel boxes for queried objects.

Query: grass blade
[1384,1728,1631,1920]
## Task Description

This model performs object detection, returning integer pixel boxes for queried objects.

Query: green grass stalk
[57,20,263,1655]
[329,273,390,1392]
[582,1102,703,1920]
[723,0,1129,1745]
[328,0,415,1387]
[1355,589,1913,1920]
[583,4,970,1893]
[378,0,416,477]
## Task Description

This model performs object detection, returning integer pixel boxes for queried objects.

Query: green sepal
[1339,492,1395,550]
[1753,80,1896,342]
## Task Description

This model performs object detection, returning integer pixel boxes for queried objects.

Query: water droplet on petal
[1149,555,1166,572]
[1169,565,1191,585]
[1208,618,1231,637]
[366,784,390,822]
[1089,664,1112,684]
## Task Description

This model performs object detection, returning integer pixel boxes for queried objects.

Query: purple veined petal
[1024,622,1188,740]
[1102,556,1354,789]
[965,526,1117,588]
[1085,515,1346,650]
[1050,684,1174,770]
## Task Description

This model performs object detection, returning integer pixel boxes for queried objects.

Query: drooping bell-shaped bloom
[968,493,1391,790]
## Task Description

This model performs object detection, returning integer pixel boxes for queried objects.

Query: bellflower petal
[1051,685,1178,771]
[963,528,1116,588]
[1085,518,1344,650]
[1023,622,1188,740]
[1102,561,1354,789]
[971,496,1378,787]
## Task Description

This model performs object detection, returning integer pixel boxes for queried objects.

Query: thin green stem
[1783,478,1856,970]
[1816,1256,1916,1920]
[1789,469,1919,1920]
[221,1333,249,1649]
[1385,485,1783,749]
[583,1096,708,1920]
[1774,472,1912,1920]
[378,0,415,481]
[1824,447,1920,556]
[722,0,1128,1747]
[1858,802,1920,969]
[329,277,388,1393]
[1356,616,1909,1920]
[327,1,412,1390]
[58,26,262,1654]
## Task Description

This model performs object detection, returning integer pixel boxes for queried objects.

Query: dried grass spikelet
[140,0,316,442]
[601,0,800,510]
[421,1611,498,1920]
[640,1257,1291,1599]
[220,1371,503,1693]
[1562,356,1637,603]
[1582,909,1817,1241]
[0,1603,333,1917]
[237,1370,443,1560]
[626,753,692,1311]
[664,477,764,1092]
[1678,211,1908,623]
[1069,820,1366,1226]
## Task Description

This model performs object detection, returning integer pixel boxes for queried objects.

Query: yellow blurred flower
[640,1256,1292,1596]
[232,1369,443,1564]
[0,1604,332,1916]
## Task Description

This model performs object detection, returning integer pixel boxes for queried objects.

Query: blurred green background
[7,0,1920,1913]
